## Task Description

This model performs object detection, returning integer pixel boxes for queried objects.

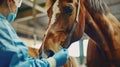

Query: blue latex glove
[52,48,69,67]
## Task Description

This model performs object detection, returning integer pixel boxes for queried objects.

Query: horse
[39,0,120,67]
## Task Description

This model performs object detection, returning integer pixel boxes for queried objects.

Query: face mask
[7,0,20,23]
[7,9,18,23]
[7,13,17,23]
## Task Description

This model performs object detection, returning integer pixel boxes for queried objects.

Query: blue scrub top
[0,14,50,67]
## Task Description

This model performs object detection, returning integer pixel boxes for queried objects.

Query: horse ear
[45,0,55,10]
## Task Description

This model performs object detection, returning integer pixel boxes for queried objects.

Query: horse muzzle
[40,49,55,59]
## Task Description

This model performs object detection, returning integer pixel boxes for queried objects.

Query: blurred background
[11,0,120,66]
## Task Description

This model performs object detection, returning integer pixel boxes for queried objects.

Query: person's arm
[0,45,68,67]
[0,37,68,67]
[10,48,69,67]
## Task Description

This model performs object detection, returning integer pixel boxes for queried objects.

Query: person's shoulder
[0,14,7,21]
[0,18,7,25]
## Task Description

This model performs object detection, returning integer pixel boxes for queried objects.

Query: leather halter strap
[62,0,80,48]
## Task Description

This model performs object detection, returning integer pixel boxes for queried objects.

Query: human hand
[52,48,69,67]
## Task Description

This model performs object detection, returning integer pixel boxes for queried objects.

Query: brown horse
[39,0,120,67]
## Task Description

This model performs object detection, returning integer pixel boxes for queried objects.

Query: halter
[62,0,80,48]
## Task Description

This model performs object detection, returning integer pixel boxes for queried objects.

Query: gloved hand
[52,48,69,67]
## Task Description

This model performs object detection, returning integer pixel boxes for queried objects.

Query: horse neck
[84,8,120,53]
[83,0,120,52]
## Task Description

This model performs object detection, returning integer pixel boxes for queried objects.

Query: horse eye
[63,5,73,15]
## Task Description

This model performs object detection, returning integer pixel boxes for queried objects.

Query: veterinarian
[0,0,69,67]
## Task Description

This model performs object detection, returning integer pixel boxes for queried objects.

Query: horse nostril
[45,49,54,57]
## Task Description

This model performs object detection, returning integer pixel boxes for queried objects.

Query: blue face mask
[7,7,18,23]
[7,13,16,23]
[7,1,19,23]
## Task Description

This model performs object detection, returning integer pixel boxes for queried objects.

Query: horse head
[40,0,86,58]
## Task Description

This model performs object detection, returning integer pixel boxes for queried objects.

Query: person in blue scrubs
[0,0,69,67]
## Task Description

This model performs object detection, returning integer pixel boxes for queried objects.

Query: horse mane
[85,0,109,14]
